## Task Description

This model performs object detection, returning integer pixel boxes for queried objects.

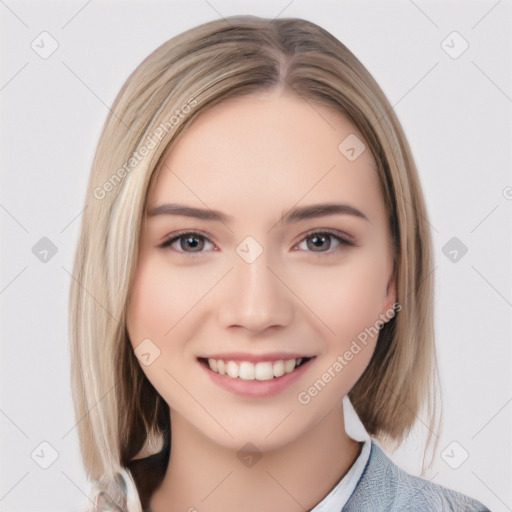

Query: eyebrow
[148,202,369,224]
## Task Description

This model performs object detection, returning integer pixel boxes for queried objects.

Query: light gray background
[1,0,511,511]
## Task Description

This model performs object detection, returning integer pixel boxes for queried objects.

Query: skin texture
[126,88,396,512]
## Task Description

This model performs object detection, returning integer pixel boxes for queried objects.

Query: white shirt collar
[309,395,371,511]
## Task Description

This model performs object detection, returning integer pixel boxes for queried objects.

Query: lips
[198,354,315,397]
[198,357,312,381]
[197,354,314,381]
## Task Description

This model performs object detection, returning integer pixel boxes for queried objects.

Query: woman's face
[126,89,396,450]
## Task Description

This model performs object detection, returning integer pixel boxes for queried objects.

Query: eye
[158,231,216,253]
[295,230,354,253]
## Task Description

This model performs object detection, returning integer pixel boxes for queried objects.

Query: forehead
[148,90,385,223]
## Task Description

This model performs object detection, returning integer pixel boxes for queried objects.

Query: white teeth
[284,359,296,373]
[226,360,239,378]
[205,357,306,381]
[239,361,255,380]
[255,361,274,380]
[272,360,285,378]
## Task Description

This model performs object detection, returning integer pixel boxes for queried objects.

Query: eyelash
[157,229,355,257]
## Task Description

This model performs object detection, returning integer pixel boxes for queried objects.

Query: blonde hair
[69,14,440,509]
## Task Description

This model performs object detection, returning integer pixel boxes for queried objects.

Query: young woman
[69,15,490,512]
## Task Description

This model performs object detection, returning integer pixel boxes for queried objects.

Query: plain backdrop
[0,1,511,511]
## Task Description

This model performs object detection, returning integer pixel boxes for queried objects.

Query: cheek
[127,266,170,346]
[125,258,205,403]
[297,254,390,339]
[295,262,388,405]
[126,257,205,346]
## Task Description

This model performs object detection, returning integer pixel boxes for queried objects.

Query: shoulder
[343,441,490,512]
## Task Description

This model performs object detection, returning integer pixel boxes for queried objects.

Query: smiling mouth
[198,357,314,381]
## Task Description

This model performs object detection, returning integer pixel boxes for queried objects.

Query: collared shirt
[309,395,371,511]
[86,396,489,512]
[309,439,371,511]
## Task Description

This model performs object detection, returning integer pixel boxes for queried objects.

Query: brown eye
[306,233,332,252]
[159,231,214,253]
[178,234,204,252]
[296,230,353,254]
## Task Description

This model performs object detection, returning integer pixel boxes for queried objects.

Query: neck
[149,403,361,512]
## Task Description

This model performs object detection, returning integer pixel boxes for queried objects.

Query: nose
[216,248,294,333]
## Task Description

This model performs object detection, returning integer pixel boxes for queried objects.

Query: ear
[381,267,397,317]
